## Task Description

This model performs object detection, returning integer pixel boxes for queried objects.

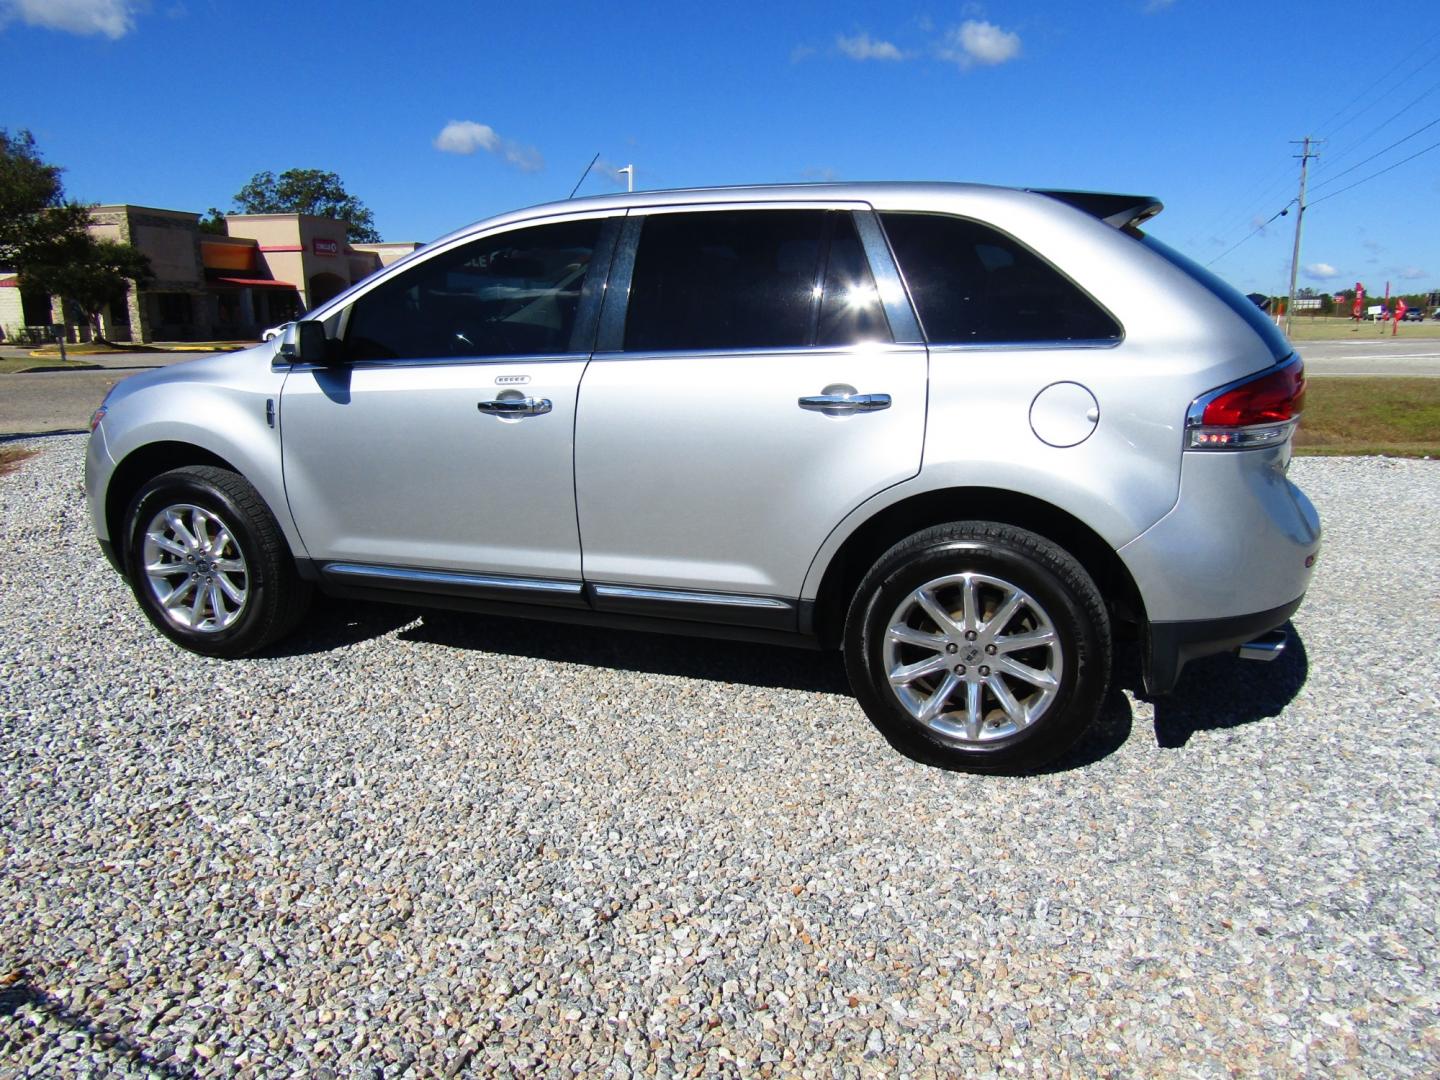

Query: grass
[0,446,36,476]
[1295,376,1440,457]
[1283,316,1440,342]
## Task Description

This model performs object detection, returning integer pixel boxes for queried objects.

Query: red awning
[212,277,297,289]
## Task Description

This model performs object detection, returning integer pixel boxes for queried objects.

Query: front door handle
[797,392,891,415]
[477,397,552,417]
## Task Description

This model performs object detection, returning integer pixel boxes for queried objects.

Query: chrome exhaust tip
[1237,629,1287,662]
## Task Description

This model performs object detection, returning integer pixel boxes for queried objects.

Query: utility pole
[1285,136,1321,337]
[617,164,634,193]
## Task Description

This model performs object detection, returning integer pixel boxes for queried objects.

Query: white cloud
[1398,266,1427,280]
[433,120,543,172]
[938,20,1021,68]
[0,0,137,38]
[1303,262,1338,280]
[836,32,905,61]
[1144,0,1178,12]
[790,43,816,63]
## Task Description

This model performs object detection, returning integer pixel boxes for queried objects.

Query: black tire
[123,465,311,657]
[843,521,1110,772]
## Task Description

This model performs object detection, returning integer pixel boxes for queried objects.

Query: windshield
[1138,234,1293,362]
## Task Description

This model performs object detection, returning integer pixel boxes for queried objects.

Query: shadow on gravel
[0,978,192,1077]
[0,428,87,442]
[259,596,422,658]
[400,609,853,694]
[1145,623,1310,749]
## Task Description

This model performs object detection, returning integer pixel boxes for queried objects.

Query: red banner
[1352,283,1365,318]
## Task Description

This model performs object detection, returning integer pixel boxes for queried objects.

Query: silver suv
[85,183,1320,771]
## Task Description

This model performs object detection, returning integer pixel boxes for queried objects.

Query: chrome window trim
[322,563,582,596]
[928,339,1125,354]
[587,343,924,364]
[591,584,793,609]
[283,353,592,373]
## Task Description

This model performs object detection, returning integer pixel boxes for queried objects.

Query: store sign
[312,238,340,257]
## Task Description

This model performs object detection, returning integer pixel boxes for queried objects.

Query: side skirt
[299,560,822,650]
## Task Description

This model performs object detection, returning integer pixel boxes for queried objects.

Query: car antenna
[568,153,601,199]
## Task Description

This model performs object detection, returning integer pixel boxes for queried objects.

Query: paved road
[1299,336,1440,376]
[0,353,195,437]
[3,339,1437,437]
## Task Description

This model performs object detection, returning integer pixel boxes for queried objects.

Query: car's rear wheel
[844,521,1110,772]
[124,466,310,657]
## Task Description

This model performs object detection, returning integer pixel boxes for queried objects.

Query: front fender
[91,350,303,558]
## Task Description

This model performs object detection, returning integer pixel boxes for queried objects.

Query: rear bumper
[1144,595,1303,695]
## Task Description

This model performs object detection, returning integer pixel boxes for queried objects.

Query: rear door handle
[797,392,891,415]
[477,397,552,417]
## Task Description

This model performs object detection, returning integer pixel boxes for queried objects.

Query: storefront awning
[212,277,298,289]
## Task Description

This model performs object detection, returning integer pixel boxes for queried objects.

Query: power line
[1205,200,1294,267]
[1313,27,1440,141]
[1314,76,1440,177]
[1309,137,1440,207]
[1310,114,1440,193]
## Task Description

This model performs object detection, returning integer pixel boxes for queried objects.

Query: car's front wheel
[844,521,1111,772]
[123,465,310,657]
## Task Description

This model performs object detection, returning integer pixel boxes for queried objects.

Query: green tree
[24,233,154,341]
[231,168,380,242]
[0,128,90,268]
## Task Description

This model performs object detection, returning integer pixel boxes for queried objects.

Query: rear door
[573,204,927,622]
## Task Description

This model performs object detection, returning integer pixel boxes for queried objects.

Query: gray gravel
[1,436,1437,1078]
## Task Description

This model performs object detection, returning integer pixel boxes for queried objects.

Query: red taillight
[1187,358,1305,450]
[1200,361,1305,426]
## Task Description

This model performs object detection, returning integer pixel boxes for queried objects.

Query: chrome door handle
[477,397,552,417]
[797,392,891,415]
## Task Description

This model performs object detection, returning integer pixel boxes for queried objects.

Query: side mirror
[276,321,329,365]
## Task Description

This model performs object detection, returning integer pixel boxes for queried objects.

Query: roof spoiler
[1031,189,1163,231]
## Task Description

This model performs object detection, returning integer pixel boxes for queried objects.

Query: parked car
[1402,307,1424,322]
[84,183,1320,771]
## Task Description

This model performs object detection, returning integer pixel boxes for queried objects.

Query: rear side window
[880,212,1121,345]
[343,218,602,361]
[624,210,825,351]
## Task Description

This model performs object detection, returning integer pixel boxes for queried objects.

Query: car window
[623,210,826,351]
[816,214,891,346]
[880,212,1121,345]
[342,218,603,361]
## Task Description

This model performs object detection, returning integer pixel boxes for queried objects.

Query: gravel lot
[2,436,1437,1078]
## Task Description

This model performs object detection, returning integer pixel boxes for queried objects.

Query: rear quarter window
[880,212,1121,346]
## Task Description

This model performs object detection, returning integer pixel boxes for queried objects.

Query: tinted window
[880,212,1121,345]
[624,210,825,351]
[817,214,890,346]
[343,218,602,361]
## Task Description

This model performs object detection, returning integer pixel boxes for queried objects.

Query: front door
[281,214,615,583]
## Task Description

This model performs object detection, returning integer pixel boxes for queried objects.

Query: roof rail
[1031,189,1163,231]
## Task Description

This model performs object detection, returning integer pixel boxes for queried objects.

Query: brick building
[1,206,417,344]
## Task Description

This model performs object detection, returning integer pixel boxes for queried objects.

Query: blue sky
[4,0,1438,297]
